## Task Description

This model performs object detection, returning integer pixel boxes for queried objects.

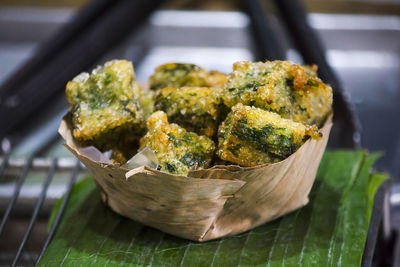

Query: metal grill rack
[0,154,86,265]
[0,0,396,266]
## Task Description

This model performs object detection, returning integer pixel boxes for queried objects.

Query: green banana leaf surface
[38,150,388,267]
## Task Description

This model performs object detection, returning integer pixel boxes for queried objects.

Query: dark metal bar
[0,156,33,236]
[0,151,10,177]
[362,179,393,266]
[0,0,164,139]
[0,0,114,99]
[272,0,362,149]
[393,229,400,267]
[37,160,80,262]
[243,0,285,61]
[11,158,57,267]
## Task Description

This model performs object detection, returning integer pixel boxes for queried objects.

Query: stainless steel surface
[0,7,399,265]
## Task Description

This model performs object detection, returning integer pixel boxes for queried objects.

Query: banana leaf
[38,150,388,267]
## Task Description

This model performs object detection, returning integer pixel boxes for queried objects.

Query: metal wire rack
[0,154,85,265]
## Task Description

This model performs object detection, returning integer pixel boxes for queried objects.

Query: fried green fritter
[140,111,216,175]
[110,144,139,165]
[110,149,130,166]
[154,86,223,137]
[217,103,320,167]
[139,89,155,120]
[66,60,145,151]
[149,63,227,90]
[222,60,332,127]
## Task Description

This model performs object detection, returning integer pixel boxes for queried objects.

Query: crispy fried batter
[154,86,223,137]
[66,60,145,151]
[67,59,331,170]
[110,143,140,165]
[206,70,228,88]
[139,90,155,120]
[222,60,332,127]
[110,149,129,165]
[217,103,320,167]
[140,111,216,175]
[149,63,226,90]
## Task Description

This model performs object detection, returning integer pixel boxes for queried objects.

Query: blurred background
[0,0,399,265]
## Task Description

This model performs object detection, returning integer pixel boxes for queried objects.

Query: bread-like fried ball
[222,60,332,127]
[217,103,321,167]
[149,63,227,90]
[66,60,145,151]
[140,111,216,175]
[154,86,223,137]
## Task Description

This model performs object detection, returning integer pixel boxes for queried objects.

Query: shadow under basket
[59,115,332,242]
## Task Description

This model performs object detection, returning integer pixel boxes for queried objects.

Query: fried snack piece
[110,149,130,165]
[140,111,216,175]
[149,63,227,90]
[217,103,320,167]
[154,86,223,137]
[139,90,155,120]
[66,60,145,151]
[222,60,332,127]
[110,144,139,165]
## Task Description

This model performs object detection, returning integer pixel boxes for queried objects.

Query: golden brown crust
[140,111,216,175]
[154,86,223,137]
[149,63,227,90]
[66,60,145,151]
[217,103,321,166]
[222,60,332,127]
